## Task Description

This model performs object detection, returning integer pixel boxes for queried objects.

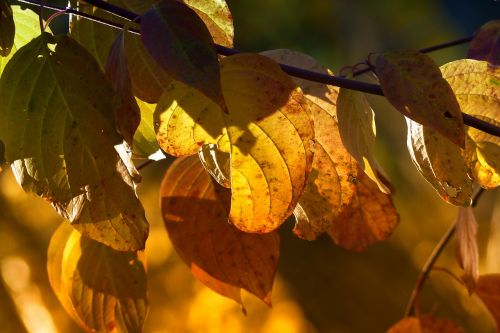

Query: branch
[404,187,486,317]
[17,0,500,138]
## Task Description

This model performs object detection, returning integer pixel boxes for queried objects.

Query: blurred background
[1,0,499,332]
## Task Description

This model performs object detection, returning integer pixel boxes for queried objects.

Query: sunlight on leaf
[47,223,148,333]
[337,87,390,193]
[455,206,479,294]
[198,143,231,188]
[0,34,148,251]
[376,50,465,147]
[105,30,141,146]
[0,0,14,57]
[155,53,314,233]
[160,155,280,306]
[132,98,160,159]
[262,49,361,240]
[468,20,500,66]
[387,315,465,333]
[327,172,398,252]
[440,59,499,189]
[406,118,473,206]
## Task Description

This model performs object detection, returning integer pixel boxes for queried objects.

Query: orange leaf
[476,274,500,330]
[327,172,399,252]
[387,315,465,333]
[160,155,280,306]
[376,50,465,147]
[468,20,500,66]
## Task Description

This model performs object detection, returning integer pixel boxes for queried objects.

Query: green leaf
[0,0,14,56]
[0,34,148,251]
[141,0,226,111]
[0,6,43,74]
[376,50,465,147]
[467,20,500,66]
[337,88,390,193]
[440,59,500,189]
[48,223,148,333]
[406,118,473,206]
[132,98,160,159]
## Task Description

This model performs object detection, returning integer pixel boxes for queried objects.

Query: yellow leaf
[132,98,160,159]
[155,53,314,233]
[387,315,465,333]
[440,59,500,189]
[406,118,473,206]
[376,50,465,147]
[262,49,361,240]
[198,143,231,188]
[47,223,148,333]
[160,155,279,306]
[455,206,479,294]
[467,20,500,66]
[327,172,399,252]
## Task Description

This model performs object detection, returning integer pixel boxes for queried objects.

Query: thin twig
[136,159,154,171]
[16,0,500,138]
[404,187,487,316]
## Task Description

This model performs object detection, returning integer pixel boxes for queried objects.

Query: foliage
[0,1,498,332]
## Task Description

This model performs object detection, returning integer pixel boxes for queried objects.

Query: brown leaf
[387,315,465,333]
[327,172,399,252]
[105,30,141,145]
[160,155,280,306]
[141,0,226,111]
[261,49,360,240]
[468,20,500,66]
[476,274,500,330]
[455,206,479,294]
[376,50,465,147]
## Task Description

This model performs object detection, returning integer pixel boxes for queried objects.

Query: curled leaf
[406,118,473,206]
[0,0,14,57]
[455,206,479,294]
[160,155,279,306]
[327,172,399,252]
[441,59,500,189]
[48,223,148,333]
[198,143,231,188]
[0,34,148,250]
[141,0,226,111]
[376,50,465,147]
[468,20,500,66]
[155,53,314,233]
[262,49,360,240]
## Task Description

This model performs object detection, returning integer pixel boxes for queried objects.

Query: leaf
[105,30,140,146]
[455,206,479,294]
[387,315,465,333]
[327,172,398,252]
[0,0,14,57]
[160,155,280,306]
[376,50,465,147]
[476,274,500,330]
[0,34,148,251]
[261,49,361,240]
[141,0,226,111]
[198,143,231,188]
[406,118,473,206]
[47,223,148,333]
[71,0,234,103]
[337,87,390,193]
[468,20,500,66]
[440,59,500,189]
[132,98,160,159]
[0,6,43,74]
[155,53,314,233]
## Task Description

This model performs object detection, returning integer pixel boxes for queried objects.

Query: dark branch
[17,0,500,138]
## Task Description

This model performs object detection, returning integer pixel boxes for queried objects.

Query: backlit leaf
[455,206,479,294]
[0,34,148,251]
[141,0,226,111]
[476,274,500,330]
[132,98,160,159]
[327,172,398,252]
[262,49,360,240]
[441,59,500,189]
[160,155,279,306]
[387,315,465,333]
[198,143,231,188]
[468,20,500,66]
[0,6,43,74]
[47,223,148,333]
[406,118,473,206]
[376,50,465,147]
[337,87,390,193]
[155,53,314,233]
[105,30,140,145]
[0,0,14,56]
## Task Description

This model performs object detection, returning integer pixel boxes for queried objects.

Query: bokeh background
[0,0,499,332]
